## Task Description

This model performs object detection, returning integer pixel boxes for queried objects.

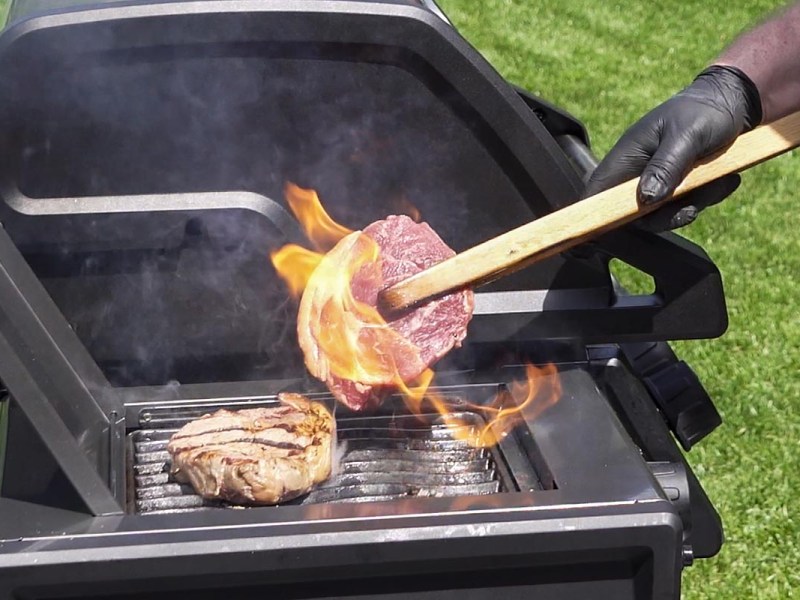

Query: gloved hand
[584,65,763,231]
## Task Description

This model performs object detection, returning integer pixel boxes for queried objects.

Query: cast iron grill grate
[129,409,518,514]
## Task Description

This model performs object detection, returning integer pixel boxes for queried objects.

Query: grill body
[2,367,690,599]
[0,1,725,598]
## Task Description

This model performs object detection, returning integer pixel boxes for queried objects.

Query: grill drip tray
[129,407,523,515]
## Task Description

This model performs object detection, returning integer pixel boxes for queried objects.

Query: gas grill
[0,1,727,598]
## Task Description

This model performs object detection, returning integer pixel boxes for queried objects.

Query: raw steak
[298,215,474,410]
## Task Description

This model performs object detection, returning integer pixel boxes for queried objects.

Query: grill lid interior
[0,0,727,389]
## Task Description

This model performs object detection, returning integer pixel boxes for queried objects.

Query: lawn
[0,1,796,598]
[437,0,800,598]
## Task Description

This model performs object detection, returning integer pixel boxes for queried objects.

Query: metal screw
[682,545,694,567]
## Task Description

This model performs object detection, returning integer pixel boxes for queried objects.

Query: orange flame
[284,182,353,251]
[392,193,422,223]
[400,362,560,448]
[269,183,353,296]
[269,244,322,297]
[303,231,424,385]
[270,184,561,447]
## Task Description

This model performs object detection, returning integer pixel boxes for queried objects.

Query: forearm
[715,1,800,123]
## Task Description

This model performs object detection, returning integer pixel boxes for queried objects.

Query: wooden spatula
[379,110,800,313]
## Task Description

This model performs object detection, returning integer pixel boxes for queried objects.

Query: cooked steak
[298,215,474,411]
[166,393,334,504]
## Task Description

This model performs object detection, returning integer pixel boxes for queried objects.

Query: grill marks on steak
[166,393,333,505]
[298,215,474,411]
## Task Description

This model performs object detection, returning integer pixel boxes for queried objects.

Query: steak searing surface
[166,393,333,505]
[298,215,474,410]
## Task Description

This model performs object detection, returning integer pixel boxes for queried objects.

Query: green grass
[438,1,799,598]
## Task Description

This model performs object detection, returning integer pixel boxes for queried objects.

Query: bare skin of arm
[716,2,800,123]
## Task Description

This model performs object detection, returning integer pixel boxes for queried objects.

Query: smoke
[330,439,349,479]
[0,7,547,389]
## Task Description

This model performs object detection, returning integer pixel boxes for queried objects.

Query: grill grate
[129,411,516,514]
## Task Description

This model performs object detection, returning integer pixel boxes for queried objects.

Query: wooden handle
[379,110,800,312]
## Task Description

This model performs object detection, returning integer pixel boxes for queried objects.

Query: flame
[269,244,322,297]
[400,362,560,448]
[270,183,561,448]
[270,183,353,296]
[392,193,422,223]
[284,182,353,251]
[272,183,424,387]
[305,232,424,385]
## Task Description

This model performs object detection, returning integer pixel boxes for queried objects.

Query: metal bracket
[0,225,121,515]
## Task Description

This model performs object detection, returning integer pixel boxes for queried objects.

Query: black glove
[584,65,762,231]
